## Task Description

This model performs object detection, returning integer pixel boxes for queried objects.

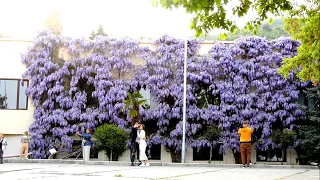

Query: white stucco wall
[0,39,35,156]
[0,39,35,135]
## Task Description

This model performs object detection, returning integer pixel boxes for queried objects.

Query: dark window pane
[18,80,28,109]
[146,144,161,160]
[193,145,223,161]
[0,80,18,109]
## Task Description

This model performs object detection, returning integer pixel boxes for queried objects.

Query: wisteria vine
[22,31,306,159]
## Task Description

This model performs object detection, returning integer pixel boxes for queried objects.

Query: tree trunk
[209,145,213,162]
[132,113,140,125]
[110,149,113,161]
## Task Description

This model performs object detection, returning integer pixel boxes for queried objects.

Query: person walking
[20,131,30,160]
[0,133,8,164]
[77,128,92,162]
[130,122,140,166]
[138,124,150,167]
[238,120,253,168]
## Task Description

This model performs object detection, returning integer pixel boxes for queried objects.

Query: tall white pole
[181,38,187,163]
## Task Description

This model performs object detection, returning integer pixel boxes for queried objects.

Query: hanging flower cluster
[22,31,140,158]
[22,31,306,158]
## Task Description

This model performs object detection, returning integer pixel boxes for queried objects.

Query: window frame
[0,78,29,110]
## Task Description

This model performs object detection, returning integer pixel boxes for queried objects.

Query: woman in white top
[138,124,150,166]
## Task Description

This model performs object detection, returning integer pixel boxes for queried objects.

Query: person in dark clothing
[130,122,140,166]
[0,133,8,164]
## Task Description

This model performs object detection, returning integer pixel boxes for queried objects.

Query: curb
[4,159,318,169]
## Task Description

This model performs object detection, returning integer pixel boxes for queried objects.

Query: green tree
[198,124,221,162]
[122,91,147,125]
[296,87,320,164]
[152,0,292,37]
[271,128,296,149]
[89,24,108,40]
[94,124,128,161]
[279,1,320,85]
[204,19,290,41]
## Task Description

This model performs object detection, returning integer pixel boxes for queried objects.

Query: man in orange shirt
[238,120,253,168]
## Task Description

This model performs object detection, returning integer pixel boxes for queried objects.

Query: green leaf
[269,18,274,24]
[219,33,227,40]
[173,0,179,4]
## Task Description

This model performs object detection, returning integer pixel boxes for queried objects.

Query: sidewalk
[0,163,319,180]
[4,158,319,169]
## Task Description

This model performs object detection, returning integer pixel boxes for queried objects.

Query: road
[0,163,318,180]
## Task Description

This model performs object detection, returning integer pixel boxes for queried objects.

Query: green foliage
[272,128,296,149]
[196,85,221,108]
[204,19,290,41]
[279,1,320,85]
[122,91,147,124]
[89,24,108,40]
[297,87,320,164]
[152,0,292,37]
[198,124,221,162]
[94,124,128,161]
[200,124,221,142]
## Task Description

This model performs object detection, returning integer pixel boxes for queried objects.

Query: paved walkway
[0,163,318,180]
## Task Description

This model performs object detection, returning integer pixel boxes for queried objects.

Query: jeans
[130,142,139,163]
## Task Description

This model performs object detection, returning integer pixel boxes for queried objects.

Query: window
[193,144,223,161]
[257,148,286,162]
[146,144,161,160]
[0,79,29,110]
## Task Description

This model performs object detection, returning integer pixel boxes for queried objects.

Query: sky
[0,0,277,39]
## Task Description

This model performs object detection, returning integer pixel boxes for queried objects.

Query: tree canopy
[89,24,108,40]
[152,0,292,37]
[204,19,290,41]
[279,1,320,85]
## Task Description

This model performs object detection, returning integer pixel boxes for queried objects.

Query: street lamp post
[181,38,187,163]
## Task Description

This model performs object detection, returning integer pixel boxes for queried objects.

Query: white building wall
[0,39,35,156]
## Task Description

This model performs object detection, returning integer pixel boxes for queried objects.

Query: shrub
[94,124,128,161]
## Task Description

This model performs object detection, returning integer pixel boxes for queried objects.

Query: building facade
[0,39,34,156]
[0,38,300,165]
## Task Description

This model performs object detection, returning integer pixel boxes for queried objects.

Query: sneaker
[250,162,252,165]
[145,162,150,166]
[242,165,246,168]
[139,163,145,167]
[131,163,135,166]
[25,158,29,160]
[246,164,250,168]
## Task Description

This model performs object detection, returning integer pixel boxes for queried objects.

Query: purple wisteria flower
[22,31,306,158]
